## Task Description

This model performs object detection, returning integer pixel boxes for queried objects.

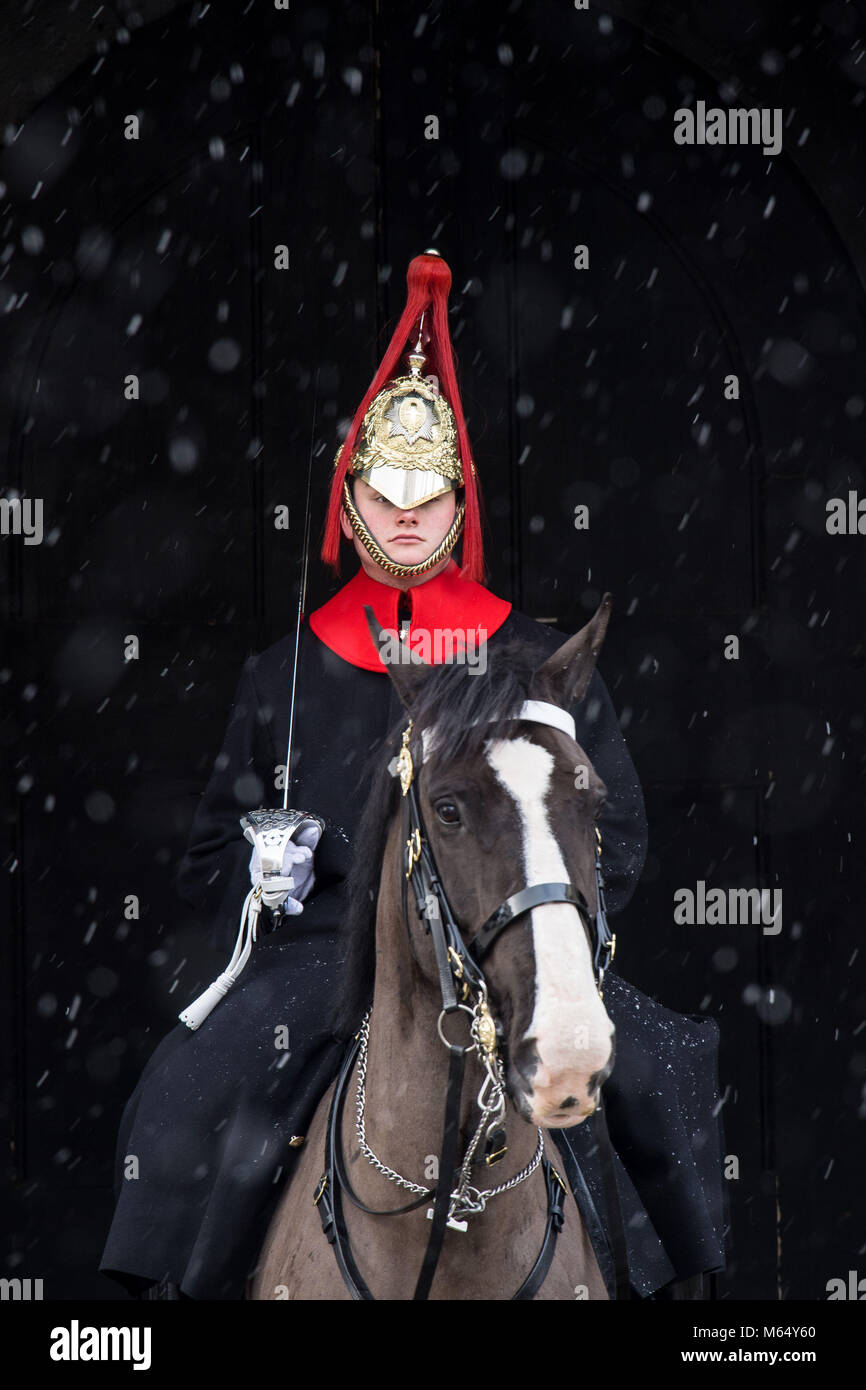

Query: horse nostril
[512,1037,539,1085]
[588,1034,616,1094]
[557,1095,578,1111]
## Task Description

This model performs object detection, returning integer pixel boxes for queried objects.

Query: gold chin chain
[341,478,465,580]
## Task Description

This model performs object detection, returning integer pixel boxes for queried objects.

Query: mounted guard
[100,250,726,1301]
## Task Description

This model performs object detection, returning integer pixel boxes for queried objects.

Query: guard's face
[340,476,458,578]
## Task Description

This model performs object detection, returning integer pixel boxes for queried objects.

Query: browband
[420,700,576,763]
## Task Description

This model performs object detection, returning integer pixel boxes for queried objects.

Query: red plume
[320,253,485,582]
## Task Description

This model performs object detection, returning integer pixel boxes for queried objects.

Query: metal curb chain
[457,1128,545,1217]
[355,1012,432,1197]
[446,1024,544,1217]
[480,1127,545,1201]
[354,1009,544,1219]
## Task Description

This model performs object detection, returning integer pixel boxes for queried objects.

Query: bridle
[405,704,616,992]
[314,700,629,1301]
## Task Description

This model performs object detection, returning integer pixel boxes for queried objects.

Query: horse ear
[530,592,614,708]
[363,604,432,707]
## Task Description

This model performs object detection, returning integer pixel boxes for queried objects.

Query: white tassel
[179,886,263,1030]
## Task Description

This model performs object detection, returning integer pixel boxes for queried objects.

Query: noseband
[314,700,628,1301]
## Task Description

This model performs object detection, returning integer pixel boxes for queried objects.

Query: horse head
[364,596,616,1129]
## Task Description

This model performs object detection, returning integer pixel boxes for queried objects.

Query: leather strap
[470,882,589,961]
[329,1033,434,1219]
[412,1043,466,1300]
[511,1158,567,1300]
[316,1038,375,1300]
[547,1129,611,1288]
[594,1099,632,1301]
[402,778,485,995]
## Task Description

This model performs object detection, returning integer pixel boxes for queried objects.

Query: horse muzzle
[507,1032,613,1128]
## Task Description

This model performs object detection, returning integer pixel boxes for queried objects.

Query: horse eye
[435,801,461,825]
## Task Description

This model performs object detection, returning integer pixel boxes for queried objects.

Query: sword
[179,371,325,1030]
[282,365,318,810]
[240,365,325,924]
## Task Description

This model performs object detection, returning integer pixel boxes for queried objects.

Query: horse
[249,595,619,1300]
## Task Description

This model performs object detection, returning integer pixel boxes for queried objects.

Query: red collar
[308,559,512,672]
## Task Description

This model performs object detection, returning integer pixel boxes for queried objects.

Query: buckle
[550,1165,568,1195]
[405,827,422,879]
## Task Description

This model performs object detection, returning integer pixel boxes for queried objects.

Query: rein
[316,701,630,1301]
[315,1025,569,1301]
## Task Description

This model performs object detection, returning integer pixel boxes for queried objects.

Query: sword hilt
[241,807,325,931]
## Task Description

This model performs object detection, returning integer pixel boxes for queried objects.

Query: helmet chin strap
[341,477,465,581]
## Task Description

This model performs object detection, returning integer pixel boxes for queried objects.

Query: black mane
[329,635,554,1040]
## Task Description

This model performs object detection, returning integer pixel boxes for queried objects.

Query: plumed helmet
[320,250,484,581]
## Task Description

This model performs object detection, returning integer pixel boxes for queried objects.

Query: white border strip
[519,700,576,742]
[420,700,576,763]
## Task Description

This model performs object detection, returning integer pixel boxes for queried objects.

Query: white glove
[248,821,321,914]
[181,820,324,1030]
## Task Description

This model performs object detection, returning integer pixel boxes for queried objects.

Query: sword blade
[283,367,320,808]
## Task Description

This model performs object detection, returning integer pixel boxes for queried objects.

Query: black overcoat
[99,596,727,1300]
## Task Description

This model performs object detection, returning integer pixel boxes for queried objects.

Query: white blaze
[485,737,613,1123]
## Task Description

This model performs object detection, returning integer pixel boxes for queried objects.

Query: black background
[1,0,864,1302]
